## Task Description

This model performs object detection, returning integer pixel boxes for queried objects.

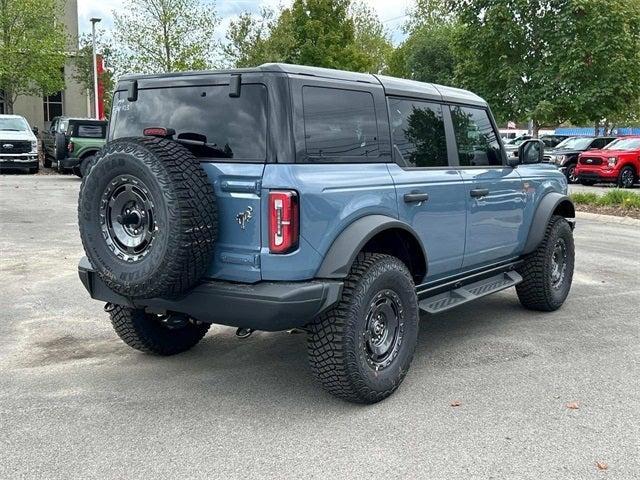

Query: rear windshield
[110,84,267,161]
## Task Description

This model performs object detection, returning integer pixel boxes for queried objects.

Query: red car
[576,136,640,188]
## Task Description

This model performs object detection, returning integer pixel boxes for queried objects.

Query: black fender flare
[522,192,575,254]
[79,148,100,160]
[315,215,428,279]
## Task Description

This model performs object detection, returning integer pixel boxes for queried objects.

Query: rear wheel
[109,305,210,355]
[617,166,636,188]
[516,215,574,311]
[307,253,419,404]
[78,137,218,299]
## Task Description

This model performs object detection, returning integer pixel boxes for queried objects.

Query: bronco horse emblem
[236,206,253,230]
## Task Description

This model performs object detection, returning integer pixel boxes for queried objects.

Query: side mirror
[32,126,39,136]
[518,139,544,164]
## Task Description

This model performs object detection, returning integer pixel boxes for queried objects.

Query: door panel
[459,168,525,268]
[387,97,466,280]
[447,104,527,268]
[389,164,467,279]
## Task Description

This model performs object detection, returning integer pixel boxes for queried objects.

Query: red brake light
[143,127,175,138]
[269,190,299,254]
[67,141,74,152]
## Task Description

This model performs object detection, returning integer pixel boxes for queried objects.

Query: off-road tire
[78,137,218,299]
[307,253,419,404]
[43,155,52,168]
[617,165,636,189]
[109,305,210,355]
[516,215,574,311]
[77,155,95,178]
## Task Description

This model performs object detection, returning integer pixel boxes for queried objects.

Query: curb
[575,211,640,226]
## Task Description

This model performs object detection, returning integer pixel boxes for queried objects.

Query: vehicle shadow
[115,292,531,409]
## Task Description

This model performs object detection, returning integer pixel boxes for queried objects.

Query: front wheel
[565,163,578,184]
[617,166,636,189]
[307,253,419,404]
[109,305,210,355]
[516,215,575,311]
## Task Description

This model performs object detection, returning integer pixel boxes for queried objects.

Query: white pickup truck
[0,115,39,174]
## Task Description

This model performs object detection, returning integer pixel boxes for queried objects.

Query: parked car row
[0,114,107,177]
[545,135,640,187]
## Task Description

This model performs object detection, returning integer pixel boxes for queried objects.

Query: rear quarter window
[76,124,106,138]
[302,86,379,161]
[110,84,268,161]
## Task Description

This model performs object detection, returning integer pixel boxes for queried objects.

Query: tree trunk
[532,120,540,138]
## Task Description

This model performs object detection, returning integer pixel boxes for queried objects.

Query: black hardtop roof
[54,116,107,124]
[118,63,487,107]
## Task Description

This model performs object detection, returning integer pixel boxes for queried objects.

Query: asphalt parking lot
[1,174,639,479]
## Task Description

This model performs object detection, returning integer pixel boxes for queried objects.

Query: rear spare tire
[78,137,217,299]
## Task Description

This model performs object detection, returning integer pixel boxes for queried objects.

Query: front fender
[523,192,575,254]
[315,215,427,279]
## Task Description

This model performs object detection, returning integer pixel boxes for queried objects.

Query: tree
[552,0,640,132]
[387,23,459,85]
[449,0,640,135]
[0,0,67,113]
[73,33,116,118]
[112,0,220,74]
[222,8,279,68]
[224,0,392,73]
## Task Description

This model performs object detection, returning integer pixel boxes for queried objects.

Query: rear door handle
[404,192,430,203]
[470,188,489,198]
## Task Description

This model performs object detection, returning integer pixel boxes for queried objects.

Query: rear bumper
[78,257,343,331]
[0,156,38,170]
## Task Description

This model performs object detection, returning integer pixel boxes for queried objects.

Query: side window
[302,86,378,160]
[450,106,502,166]
[49,119,57,133]
[591,138,607,149]
[77,125,106,138]
[388,98,448,168]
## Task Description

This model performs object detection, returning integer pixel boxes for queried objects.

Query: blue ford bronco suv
[77,64,575,404]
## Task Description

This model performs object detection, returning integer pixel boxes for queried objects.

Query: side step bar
[419,271,522,314]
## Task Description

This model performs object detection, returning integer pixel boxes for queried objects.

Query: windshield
[0,117,29,132]
[110,84,267,161]
[604,138,640,150]
[554,137,593,150]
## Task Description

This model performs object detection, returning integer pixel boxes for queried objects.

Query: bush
[570,189,640,209]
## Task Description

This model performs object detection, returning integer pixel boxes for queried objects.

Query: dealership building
[0,0,91,130]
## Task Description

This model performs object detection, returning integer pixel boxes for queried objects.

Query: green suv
[42,117,107,176]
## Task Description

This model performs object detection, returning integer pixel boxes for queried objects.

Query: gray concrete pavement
[1,174,639,479]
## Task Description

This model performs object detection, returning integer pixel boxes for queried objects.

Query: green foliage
[224,0,392,73]
[0,0,67,113]
[387,22,459,85]
[113,0,220,74]
[552,0,640,127]
[448,0,640,131]
[73,33,116,118]
[570,190,640,209]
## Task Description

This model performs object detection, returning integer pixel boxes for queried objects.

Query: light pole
[90,17,102,119]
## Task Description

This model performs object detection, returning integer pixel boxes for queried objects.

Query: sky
[77,0,415,45]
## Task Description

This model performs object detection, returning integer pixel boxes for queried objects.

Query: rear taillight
[268,190,299,254]
[67,141,74,153]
